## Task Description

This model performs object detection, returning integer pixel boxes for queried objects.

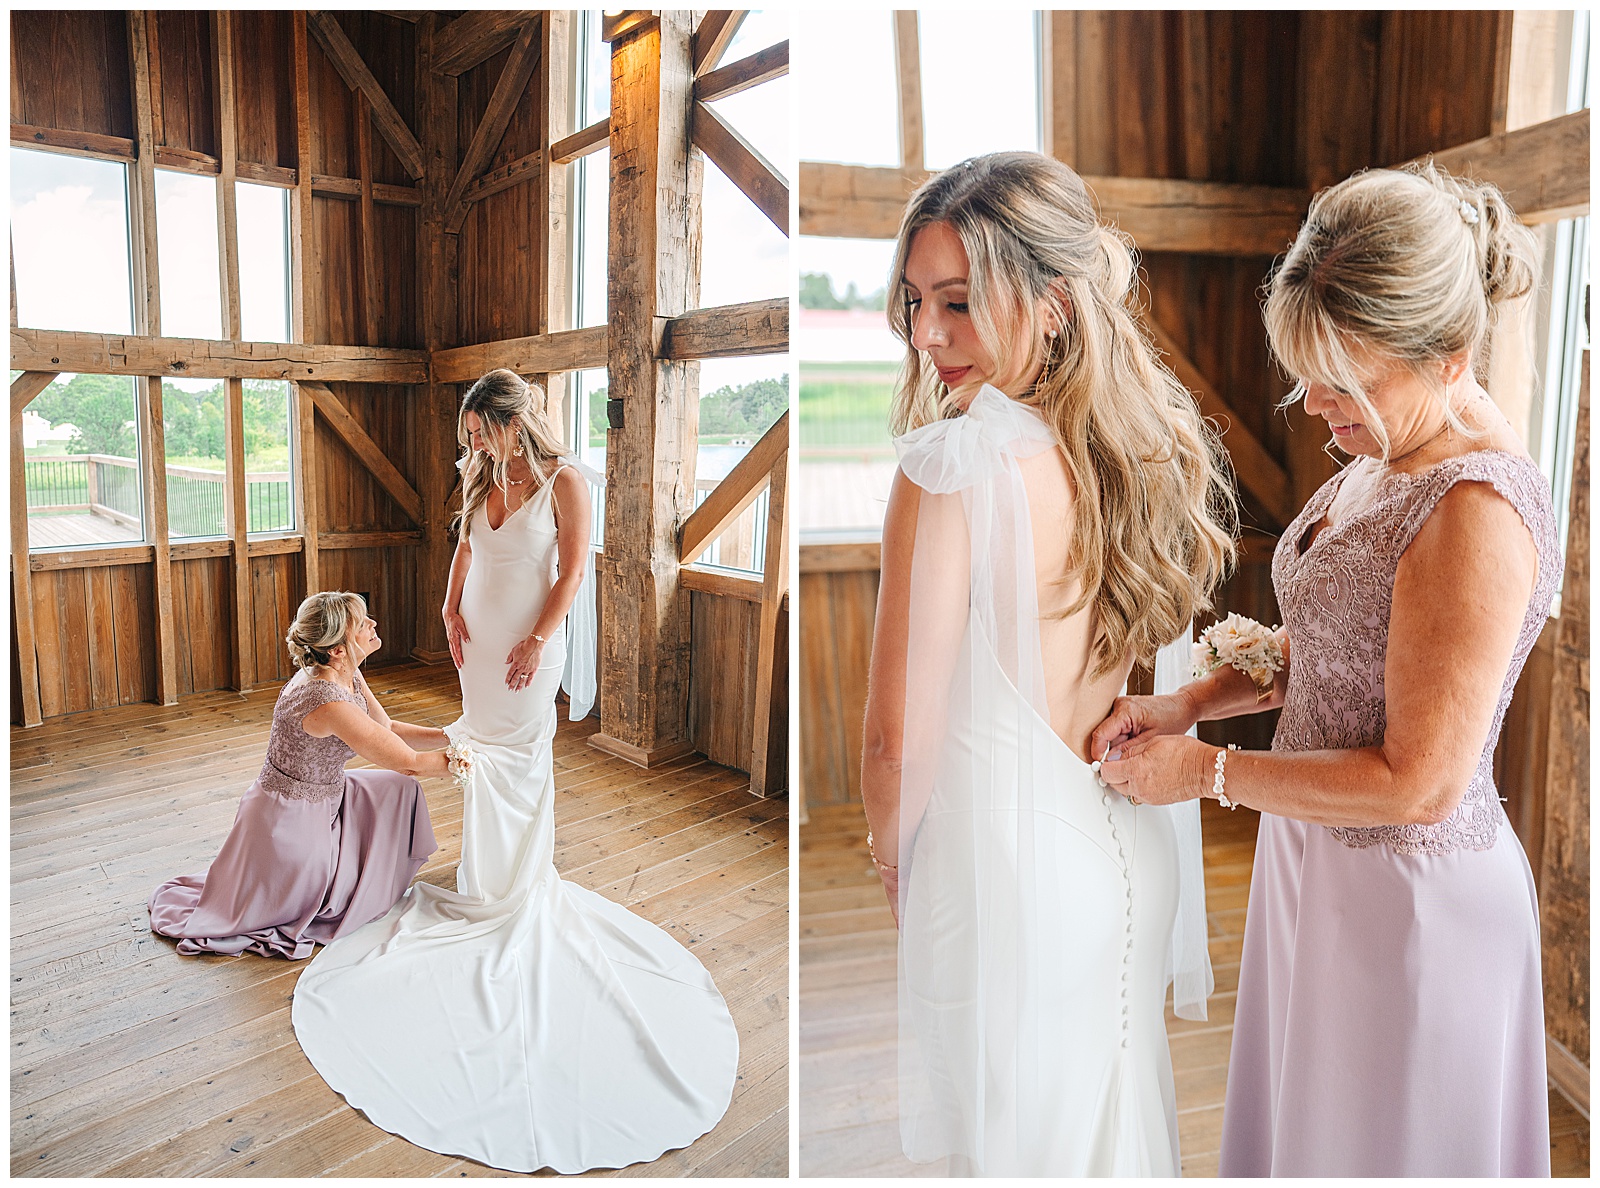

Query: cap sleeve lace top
[1269,449,1560,855]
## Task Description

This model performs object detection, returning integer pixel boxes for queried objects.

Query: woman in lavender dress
[1092,163,1555,1175]
[149,592,446,959]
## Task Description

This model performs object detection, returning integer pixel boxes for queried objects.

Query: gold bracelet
[866,830,897,872]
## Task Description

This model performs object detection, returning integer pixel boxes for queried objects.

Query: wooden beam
[692,11,747,77]
[693,40,787,104]
[892,11,923,173]
[294,381,320,593]
[431,325,608,383]
[311,174,423,206]
[550,118,609,164]
[214,11,253,694]
[129,11,178,708]
[222,378,254,691]
[679,564,763,602]
[1420,108,1589,224]
[291,12,317,348]
[10,370,56,422]
[658,296,788,360]
[593,12,702,766]
[237,160,297,188]
[680,411,789,561]
[376,11,422,24]
[300,382,423,525]
[602,12,660,46]
[750,446,790,796]
[1178,12,1210,179]
[444,19,542,235]
[533,12,572,432]
[1142,315,1294,529]
[798,537,881,574]
[414,12,459,664]
[306,10,425,179]
[10,123,135,164]
[798,161,1308,255]
[11,328,429,383]
[10,371,56,727]
[432,10,540,76]
[692,100,788,235]
[356,91,380,346]
[153,145,220,174]
[462,150,544,205]
[318,530,423,550]
[1042,12,1075,167]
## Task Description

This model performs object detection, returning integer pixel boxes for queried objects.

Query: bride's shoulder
[895,387,1048,495]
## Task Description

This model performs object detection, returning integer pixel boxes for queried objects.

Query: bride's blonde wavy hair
[454,369,568,539]
[887,152,1239,677]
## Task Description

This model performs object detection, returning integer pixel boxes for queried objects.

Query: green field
[799,361,898,457]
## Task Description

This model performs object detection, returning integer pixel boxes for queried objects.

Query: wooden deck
[27,512,141,549]
[11,661,788,1178]
[798,799,1589,1177]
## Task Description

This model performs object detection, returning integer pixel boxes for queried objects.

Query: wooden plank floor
[798,798,1589,1177]
[12,661,788,1178]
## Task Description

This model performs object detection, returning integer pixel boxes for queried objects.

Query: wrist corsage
[1192,613,1285,703]
[443,722,477,790]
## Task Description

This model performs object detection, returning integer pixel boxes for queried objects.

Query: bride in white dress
[859,153,1239,1176]
[292,370,739,1173]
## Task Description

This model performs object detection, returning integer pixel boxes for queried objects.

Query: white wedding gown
[291,465,740,1173]
[893,387,1210,1176]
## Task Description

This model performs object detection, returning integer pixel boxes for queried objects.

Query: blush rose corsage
[1192,613,1285,703]
[443,722,477,790]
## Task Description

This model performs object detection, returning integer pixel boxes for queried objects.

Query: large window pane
[245,379,295,533]
[691,357,790,575]
[154,169,223,340]
[22,374,144,548]
[724,9,788,60]
[162,378,226,539]
[10,149,134,334]
[797,11,898,167]
[707,73,790,192]
[575,147,609,328]
[238,182,290,342]
[574,367,608,548]
[919,10,1040,168]
[700,164,789,308]
[797,237,900,533]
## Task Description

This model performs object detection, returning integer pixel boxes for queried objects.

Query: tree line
[28,374,290,461]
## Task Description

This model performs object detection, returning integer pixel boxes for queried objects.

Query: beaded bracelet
[866,830,897,874]
[1212,743,1241,810]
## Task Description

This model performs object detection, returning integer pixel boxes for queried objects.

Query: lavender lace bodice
[1270,449,1559,855]
[257,670,367,801]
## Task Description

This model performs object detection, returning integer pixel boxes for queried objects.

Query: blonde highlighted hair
[887,151,1239,677]
[1264,161,1539,458]
[454,369,568,538]
[286,591,368,669]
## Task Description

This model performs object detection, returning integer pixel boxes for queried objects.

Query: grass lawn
[800,361,898,455]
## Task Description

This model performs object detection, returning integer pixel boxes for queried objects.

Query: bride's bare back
[1018,447,1134,762]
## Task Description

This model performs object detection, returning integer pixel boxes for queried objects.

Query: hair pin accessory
[1457,198,1479,226]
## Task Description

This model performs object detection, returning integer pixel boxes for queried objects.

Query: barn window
[237,182,291,344]
[153,169,222,341]
[918,10,1042,169]
[796,11,898,168]
[9,148,135,335]
[19,373,146,549]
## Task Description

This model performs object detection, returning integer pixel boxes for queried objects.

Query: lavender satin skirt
[149,769,437,960]
[1220,812,1549,1176]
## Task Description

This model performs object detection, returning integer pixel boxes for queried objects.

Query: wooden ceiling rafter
[11,327,428,383]
[1412,107,1589,224]
[299,381,423,525]
[692,11,748,77]
[693,39,787,105]
[444,17,543,234]
[692,100,789,235]
[306,10,425,180]
[432,10,540,76]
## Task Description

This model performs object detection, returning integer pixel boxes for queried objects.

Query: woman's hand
[443,609,470,668]
[1090,690,1198,761]
[1098,733,1214,806]
[505,634,545,691]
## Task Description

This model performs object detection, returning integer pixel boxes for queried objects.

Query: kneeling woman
[150,592,447,959]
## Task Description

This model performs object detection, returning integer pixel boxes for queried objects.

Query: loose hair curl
[887,151,1239,678]
[1264,161,1539,458]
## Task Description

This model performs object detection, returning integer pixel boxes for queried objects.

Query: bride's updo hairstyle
[1263,161,1539,459]
[454,368,568,538]
[887,151,1239,677]
[286,591,368,669]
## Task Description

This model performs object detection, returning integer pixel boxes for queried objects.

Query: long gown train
[291,470,739,1173]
